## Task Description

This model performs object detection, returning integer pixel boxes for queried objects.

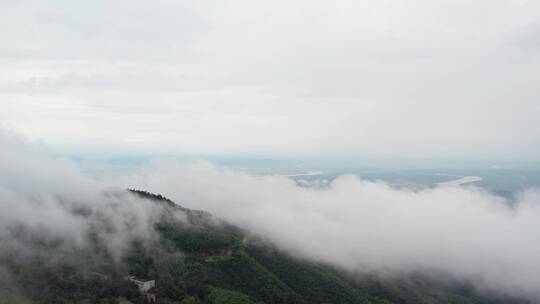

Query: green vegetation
[0,190,532,304]
[245,246,387,304]
[180,296,199,304]
[157,223,240,253]
[206,288,254,304]
[206,250,302,303]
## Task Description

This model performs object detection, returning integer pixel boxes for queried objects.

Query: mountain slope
[0,190,531,304]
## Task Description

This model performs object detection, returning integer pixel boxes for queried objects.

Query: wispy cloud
[0,131,168,259]
[129,159,540,299]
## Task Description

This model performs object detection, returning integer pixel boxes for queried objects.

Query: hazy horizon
[2,1,540,303]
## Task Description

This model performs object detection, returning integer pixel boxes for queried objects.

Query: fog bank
[129,160,540,299]
[0,131,165,259]
[2,130,540,300]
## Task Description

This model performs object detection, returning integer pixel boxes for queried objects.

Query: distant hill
[0,190,531,304]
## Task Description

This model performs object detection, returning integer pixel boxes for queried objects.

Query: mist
[128,160,540,300]
[2,131,540,300]
[0,131,169,260]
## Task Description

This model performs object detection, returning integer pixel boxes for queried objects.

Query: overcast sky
[1,0,539,160]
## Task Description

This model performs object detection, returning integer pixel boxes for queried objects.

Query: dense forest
[0,190,531,304]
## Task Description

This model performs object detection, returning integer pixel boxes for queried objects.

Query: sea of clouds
[2,131,540,300]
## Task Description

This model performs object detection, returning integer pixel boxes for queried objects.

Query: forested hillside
[0,190,531,304]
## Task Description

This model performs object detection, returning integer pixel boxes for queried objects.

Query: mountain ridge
[0,190,532,304]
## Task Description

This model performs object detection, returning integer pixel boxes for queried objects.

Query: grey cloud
[2,130,540,299]
[128,160,540,300]
[1,0,539,159]
[0,131,173,260]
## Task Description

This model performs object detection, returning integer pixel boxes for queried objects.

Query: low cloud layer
[129,160,540,300]
[2,131,540,300]
[0,131,165,259]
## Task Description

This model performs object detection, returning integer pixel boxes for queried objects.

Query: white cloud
[0,0,539,158]
[0,131,168,259]
[128,159,540,299]
[2,129,540,299]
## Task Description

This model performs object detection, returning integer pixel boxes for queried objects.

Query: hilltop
[0,190,531,304]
